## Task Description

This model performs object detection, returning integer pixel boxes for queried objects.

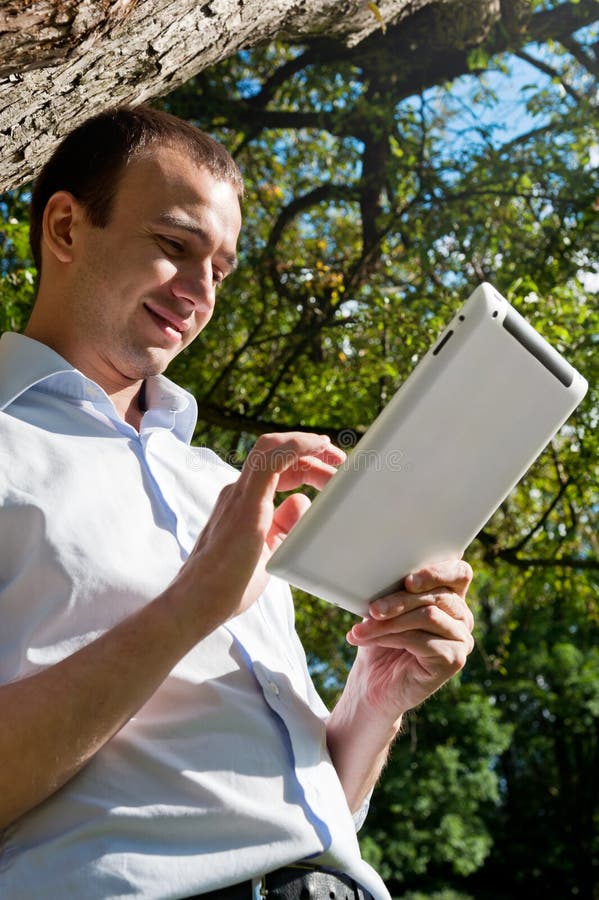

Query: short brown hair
[29,104,244,271]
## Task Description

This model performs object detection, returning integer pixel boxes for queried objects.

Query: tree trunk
[0,0,493,192]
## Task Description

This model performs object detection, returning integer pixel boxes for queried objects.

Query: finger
[405,558,473,598]
[276,457,340,493]
[257,432,346,469]
[239,433,344,502]
[370,589,474,632]
[349,630,474,670]
[351,603,470,644]
[267,493,311,551]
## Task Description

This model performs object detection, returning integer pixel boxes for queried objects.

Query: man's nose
[171,260,214,308]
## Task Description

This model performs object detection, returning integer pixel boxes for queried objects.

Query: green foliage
[400,893,474,900]
[361,681,512,886]
[0,192,35,332]
[465,563,599,897]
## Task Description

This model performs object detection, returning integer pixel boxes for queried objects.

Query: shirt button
[268,680,280,697]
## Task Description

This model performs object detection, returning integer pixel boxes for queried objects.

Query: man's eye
[159,236,183,254]
[213,270,225,286]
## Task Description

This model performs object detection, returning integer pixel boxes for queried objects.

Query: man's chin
[123,346,177,380]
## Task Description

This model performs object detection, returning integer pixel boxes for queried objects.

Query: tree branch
[196,401,363,442]
[262,182,359,301]
[559,35,599,79]
[237,108,345,135]
[312,0,599,114]
[266,183,359,255]
[510,478,572,554]
[246,48,320,109]
[526,0,599,46]
[515,49,583,103]
[0,0,428,192]
[493,551,599,571]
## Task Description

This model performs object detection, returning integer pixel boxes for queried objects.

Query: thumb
[266,493,311,552]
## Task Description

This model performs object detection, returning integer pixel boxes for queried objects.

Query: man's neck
[114,382,146,431]
[24,317,148,431]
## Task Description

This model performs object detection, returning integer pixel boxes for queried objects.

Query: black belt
[185,863,376,899]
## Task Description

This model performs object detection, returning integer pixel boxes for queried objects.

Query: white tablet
[266,283,588,617]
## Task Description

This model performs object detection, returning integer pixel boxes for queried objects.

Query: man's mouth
[143,303,190,343]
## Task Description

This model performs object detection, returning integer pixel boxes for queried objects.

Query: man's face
[65,143,242,385]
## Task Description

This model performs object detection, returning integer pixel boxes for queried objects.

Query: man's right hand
[169,432,345,630]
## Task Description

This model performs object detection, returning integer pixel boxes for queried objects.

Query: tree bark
[0,1,139,78]
[0,0,495,192]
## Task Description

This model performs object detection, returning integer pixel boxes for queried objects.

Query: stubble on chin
[116,341,175,381]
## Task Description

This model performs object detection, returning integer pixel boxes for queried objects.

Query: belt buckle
[252,876,268,900]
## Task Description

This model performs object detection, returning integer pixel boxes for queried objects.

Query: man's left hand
[345,558,475,721]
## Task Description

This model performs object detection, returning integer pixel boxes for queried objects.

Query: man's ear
[41,191,85,264]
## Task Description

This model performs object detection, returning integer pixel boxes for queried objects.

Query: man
[0,105,474,899]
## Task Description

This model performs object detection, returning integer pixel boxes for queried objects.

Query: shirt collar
[0,332,198,444]
[0,332,74,410]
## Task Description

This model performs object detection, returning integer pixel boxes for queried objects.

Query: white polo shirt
[0,333,390,900]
